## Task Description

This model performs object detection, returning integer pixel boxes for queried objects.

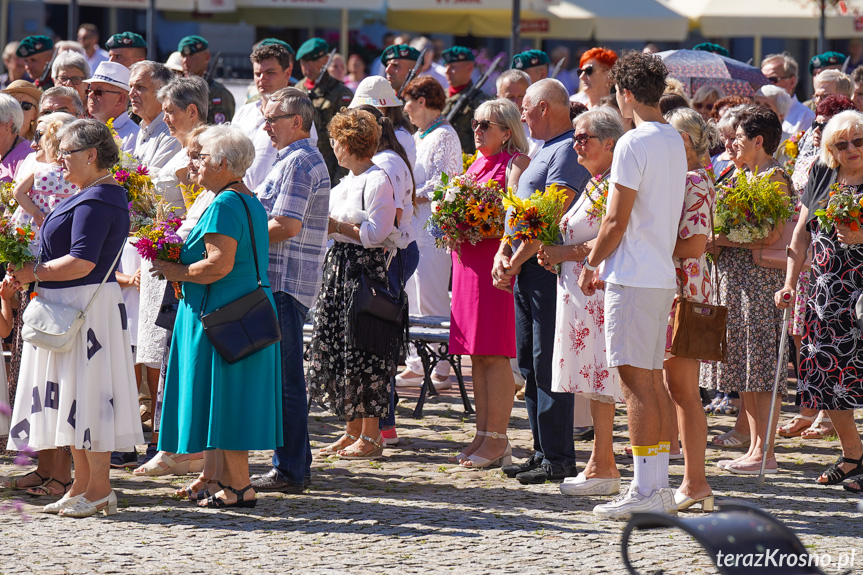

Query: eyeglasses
[19,101,34,112]
[832,137,863,151]
[57,75,84,86]
[573,133,599,145]
[578,65,603,77]
[191,153,212,164]
[766,75,792,84]
[57,147,88,159]
[471,119,503,132]
[812,120,828,131]
[86,88,123,98]
[263,113,297,125]
[693,101,714,111]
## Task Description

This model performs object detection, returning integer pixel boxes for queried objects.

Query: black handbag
[154,282,179,331]
[199,191,281,364]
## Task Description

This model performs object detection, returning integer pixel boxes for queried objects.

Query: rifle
[315,49,338,86]
[397,47,428,100]
[38,49,58,87]
[203,51,223,83]
[445,54,504,122]
[550,56,566,79]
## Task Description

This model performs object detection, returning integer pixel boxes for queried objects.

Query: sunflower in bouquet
[713,170,792,244]
[426,173,505,255]
[501,183,569,246]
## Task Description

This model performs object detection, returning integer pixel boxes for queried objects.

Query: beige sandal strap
[360,434,383,449]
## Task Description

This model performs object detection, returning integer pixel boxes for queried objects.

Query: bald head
[522,79,572,141]
[526,78,570,109]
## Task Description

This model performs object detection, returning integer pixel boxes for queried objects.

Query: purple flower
[136,165,149,176]
[114,170,130,184]
[0,402,10,417]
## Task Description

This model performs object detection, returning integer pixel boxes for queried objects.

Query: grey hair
[52,50,90,78]
[129,60,175,90]
[816,69,854,98]
[762,52,799,79]
[820,110,863,169]
[474,98,529,155]
[525,78,569,109]
[755,84,792,117]
[40,86,84,117]
[665,106,721,157]
[198,124,255,177]
[57,118,119,170]
[0,94,23,134]
[157,76,208,122]
[2,42,18,62]
[574,107,626,146]
[269,87,314,132]
[496,69,530,94]
[692,84,726,104]
[54,41,86,57]
[716,104,750,135]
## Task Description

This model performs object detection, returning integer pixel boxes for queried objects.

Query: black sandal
[3,470,47,490]
[818,455,863,485]
[199,483,257,509]
[845,480,863,494]
[26,477,72,497]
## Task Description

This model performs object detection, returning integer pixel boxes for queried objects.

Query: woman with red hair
[573,48,617,109]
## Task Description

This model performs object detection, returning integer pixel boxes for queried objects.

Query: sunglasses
[471,119,503,132]
[693,101,714,111]
[812,120,828,131]
[832,137,863,152]
[573,133,599,145]
[57,75,84,86]
[19,101,35,112]
[766,75,791,84]
[86,88,123,98]
[578,64,603,77]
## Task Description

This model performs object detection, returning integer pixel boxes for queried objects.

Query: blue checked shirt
[255,138,331,308]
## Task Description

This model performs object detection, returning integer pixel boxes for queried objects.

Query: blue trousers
[513,258,575,471]
[271,291,312,485]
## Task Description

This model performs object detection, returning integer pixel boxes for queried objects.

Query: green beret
[258,38,294,55]
[810,51,846,74]
[692,42,729,57]
[442,46,474,64]
[512,50,549,70]
[296,38,329,61]
[379,44,420,65]
[16,36,53,58]
[106,32,147,50]
[178,35,209,56]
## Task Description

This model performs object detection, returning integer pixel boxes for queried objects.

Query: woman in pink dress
[452,99,530,469]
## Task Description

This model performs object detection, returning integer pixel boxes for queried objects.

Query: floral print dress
[666,168,715,357]
[551,175,621,403]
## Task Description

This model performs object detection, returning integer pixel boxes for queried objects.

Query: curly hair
[328,108,380,160]
[710,95,750,121]
[250,44,292,71]
[815,94,858,118]
[402,75,447,111]
[579,47,617,70]
[569,101,588,121]
[738,105,783,155]
[610,51,668,107]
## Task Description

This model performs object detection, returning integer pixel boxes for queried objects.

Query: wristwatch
[582,257,597,272]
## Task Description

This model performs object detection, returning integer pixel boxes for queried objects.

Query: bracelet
[32,263,42,282]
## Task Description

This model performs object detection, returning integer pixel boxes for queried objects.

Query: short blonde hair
[474,98,529,155]
[820,110,863,169]
[37,112,77,163]
[665,106,721,157]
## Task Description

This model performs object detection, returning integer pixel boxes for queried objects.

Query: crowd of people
[0,24,859,522]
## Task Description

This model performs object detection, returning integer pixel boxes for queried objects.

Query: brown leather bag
[669,210,728,362]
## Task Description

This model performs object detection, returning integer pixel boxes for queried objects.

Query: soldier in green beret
[441,46,491,155]
[295,37,353,183]
[106,32,148,69]
[177,35,235,125]
[692,42,730,58]
[512,50,550,85]
[380,44,420,94]
[16,35,55,89]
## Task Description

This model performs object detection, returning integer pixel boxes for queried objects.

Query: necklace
[419,116,445,139]
[81,172,113,191]
[217,180,243,194]
[0,136,18,163]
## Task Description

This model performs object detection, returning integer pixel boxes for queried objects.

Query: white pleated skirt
[6,283,144,452]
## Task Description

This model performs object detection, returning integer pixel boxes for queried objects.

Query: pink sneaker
[380,428,399,446]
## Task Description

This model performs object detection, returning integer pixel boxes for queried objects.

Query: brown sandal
[2,470,47,490]
[26,477,72,497]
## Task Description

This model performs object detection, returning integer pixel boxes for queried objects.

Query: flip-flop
[2,470,47,490]
[26,477,72,497]
[777,413,818,437]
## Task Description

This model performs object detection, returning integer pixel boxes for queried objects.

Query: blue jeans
[380,242,420,428]
[271,291,312,486]
[514,258,575,471]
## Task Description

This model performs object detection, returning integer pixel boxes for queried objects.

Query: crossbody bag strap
[708,191,722,306]
[200,190,262,316]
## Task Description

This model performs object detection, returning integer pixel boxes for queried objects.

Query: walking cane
[757,292,792,485]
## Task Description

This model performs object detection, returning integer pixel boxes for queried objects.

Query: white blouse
[329,165,396,249]
[373,149,414,248]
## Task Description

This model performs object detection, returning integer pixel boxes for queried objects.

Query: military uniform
[16,36,54,90]
[442,83,491,155]
[207,78,235,125]
[298,71,353,183]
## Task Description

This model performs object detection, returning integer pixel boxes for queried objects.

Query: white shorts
[605,283,675,371]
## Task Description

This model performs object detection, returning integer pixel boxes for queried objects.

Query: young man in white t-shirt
[577,51,687,520]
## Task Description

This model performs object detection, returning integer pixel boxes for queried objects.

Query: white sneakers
[560,473,621,496]
[593,483,677,520]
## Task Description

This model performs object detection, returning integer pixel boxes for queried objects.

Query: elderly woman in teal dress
[154,125,282,509]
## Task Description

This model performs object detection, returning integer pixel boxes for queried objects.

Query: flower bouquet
[781,130,806,175]
[179,182,205,211]
[462,151,477,173]
[425,173,505,254]
[501,183,569,273]
[714,170,792,244]
[0,220,35,270]
[584,175,610,226]
[0,181,17,214]
[132,215,184,298]
[813,182,863,233]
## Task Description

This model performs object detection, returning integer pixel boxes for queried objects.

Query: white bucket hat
[165,51,184,73]
[349,76,402,108]
[83,61,131,92]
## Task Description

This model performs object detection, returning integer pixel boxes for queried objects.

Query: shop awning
[550,0,688,42]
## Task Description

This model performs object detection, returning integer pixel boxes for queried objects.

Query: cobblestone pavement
[0,372,861,574]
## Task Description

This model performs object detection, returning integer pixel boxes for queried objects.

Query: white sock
[657,441,670,489]
[632,445,659,496]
